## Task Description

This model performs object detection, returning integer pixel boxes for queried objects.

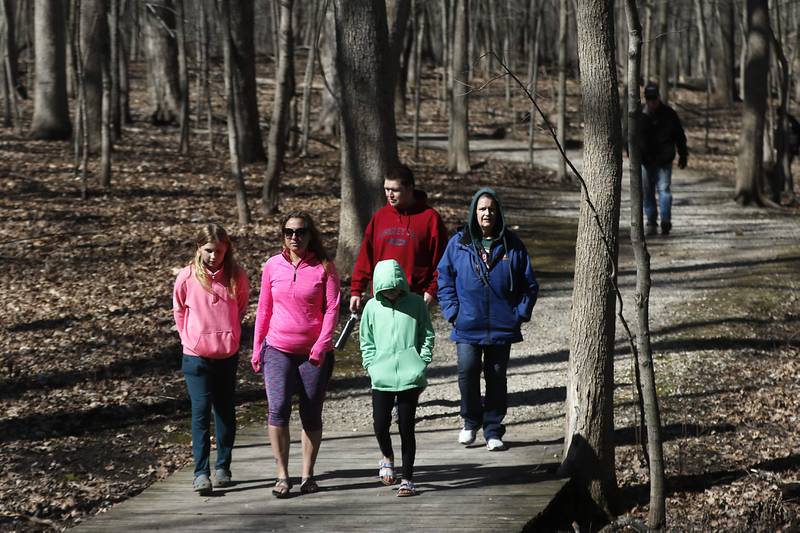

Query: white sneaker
[486,438,506,451]
[458,428,477,445]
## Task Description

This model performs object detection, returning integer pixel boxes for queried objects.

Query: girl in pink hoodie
[173,224,249,495]
[251,211,341,498]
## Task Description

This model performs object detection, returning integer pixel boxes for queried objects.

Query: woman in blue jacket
[437,188,539,451]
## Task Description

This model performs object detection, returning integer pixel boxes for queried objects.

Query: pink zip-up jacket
[173,265,249,358]
[252,251,341,365]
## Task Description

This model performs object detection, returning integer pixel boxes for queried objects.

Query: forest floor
[1,65,800,531]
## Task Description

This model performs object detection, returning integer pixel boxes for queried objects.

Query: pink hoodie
[252,251,341,365]
[173,265,249,358]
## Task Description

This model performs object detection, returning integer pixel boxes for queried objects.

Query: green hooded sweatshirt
[360,259,435,391]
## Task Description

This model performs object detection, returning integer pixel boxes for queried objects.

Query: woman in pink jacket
[251,211,341,498]
[173,223,249,496]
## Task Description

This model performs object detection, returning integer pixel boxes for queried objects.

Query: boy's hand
[349,295,362,313]
[423,292,435,308]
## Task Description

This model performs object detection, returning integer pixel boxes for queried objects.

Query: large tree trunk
[79,0,108,153]
[30,0,71,140]
[333,0,399,277]
[561,0,622,521]
[735,0,770,206]
[143,0,180,125]
[229,0,265,163]
[262,0,294,214]
[448,0,469,174]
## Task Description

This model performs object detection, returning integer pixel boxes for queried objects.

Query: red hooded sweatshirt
[351,190,448,298]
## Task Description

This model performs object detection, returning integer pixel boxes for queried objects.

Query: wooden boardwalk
[75,425,566,532]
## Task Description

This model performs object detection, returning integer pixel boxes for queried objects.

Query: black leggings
[371,387,422,481]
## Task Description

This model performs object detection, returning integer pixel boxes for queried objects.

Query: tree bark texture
[386,0,410,119]
[655,0,668,103]
[448,0,469,174]
[333,0,399,276]
[79,0,109,153]
[30,0,71,140]
[143,0,180,125]
[735,0,770,206]
[315,5,339,136]
[262,0,294,214]
[561,0,622,520]
[711,0,736,106]
[176,0,189,154]
[623,1,665,528]
[229,0,265,163]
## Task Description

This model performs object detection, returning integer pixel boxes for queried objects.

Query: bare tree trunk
[448,0,469,174]
[655,0,668,103]
[226,0,265,163]
[198,0,213,150]
[711,0,736,106]
[769,25,792,203]
[624,1,665,528]
[556,0,568,181]
[79,0,108,153]
[262,0,294,214]
[413,0,423,159]
[300,0,323,156]
[109,0,121,139]
[333,0,399,276]
[30,0,71,140]
[386,0,411,119]
[735,0,770,206]
[503,3,511,108]
[439,0,449,116]
[314,4,339,136]
[0,0,20,98]
[695,0,711,151]
[561,0,621,519]
[176,0,189,154]
[219,0,252,225]
[143,0,180,124]
[642,0,652,84]
[100,45,111,187]
[528,0,541,168]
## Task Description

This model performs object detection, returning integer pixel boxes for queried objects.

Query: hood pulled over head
[467,187,506,244]
[372,259,409,297]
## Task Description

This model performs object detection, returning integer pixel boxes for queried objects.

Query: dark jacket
[437,188,539,345]
[640,103,687,168]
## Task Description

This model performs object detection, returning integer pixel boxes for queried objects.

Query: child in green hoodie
[360,259,435,497]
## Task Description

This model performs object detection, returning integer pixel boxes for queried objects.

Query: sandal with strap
[378,460,396,486]
[272,477,292,498]
[397,479,417,497]
[300,476,319,495]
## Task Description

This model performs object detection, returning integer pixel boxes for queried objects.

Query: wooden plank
[75,427,567,532]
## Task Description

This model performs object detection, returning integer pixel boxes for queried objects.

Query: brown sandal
[300,476,319,494]
[272,478,292,498]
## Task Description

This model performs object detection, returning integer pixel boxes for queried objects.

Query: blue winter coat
[437,188,539,345]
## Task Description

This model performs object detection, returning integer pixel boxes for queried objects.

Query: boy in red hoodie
[349,165,448,313]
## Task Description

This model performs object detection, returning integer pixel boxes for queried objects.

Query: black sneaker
[645,224,657,236]
[661,221,672,235]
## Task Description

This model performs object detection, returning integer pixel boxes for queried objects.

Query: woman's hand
[250,352,261,373]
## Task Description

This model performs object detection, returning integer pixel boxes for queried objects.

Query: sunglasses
[282,227,309,238]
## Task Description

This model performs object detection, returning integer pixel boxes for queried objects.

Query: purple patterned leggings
[262,345,334,430]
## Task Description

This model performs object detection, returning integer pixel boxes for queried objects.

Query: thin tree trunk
[413,0,423,159]
[735,0,770,206]
[198,0,213,150]
[624,0,665,528]
[769,25,791,203]
[528,0,541,168]
[100,46,111,187]
[448,0,469,174]
[503,3,511,108]
[176,0,189,154]
[300,0,323,156]
[219,0,252,225]
[561,0,622,519]
[80,0,108,153]
[314,4,338,136]
[656,0,668,103]
[556,0,568,181]
[439,0,448,116]
[695,0,711,151]
[386,0,411,119]
[262,0,294,214]
[110,0,121,139]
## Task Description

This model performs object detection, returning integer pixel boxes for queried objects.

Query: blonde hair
[191,223,241,298]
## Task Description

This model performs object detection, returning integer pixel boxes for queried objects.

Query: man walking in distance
[350,165,448,313]
[640,82,688,236]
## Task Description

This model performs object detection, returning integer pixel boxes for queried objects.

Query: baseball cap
[644,83,659,100]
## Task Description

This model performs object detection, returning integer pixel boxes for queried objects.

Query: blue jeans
[182,354,238,478]
[641,165,673,226]
[456,343,511,440]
